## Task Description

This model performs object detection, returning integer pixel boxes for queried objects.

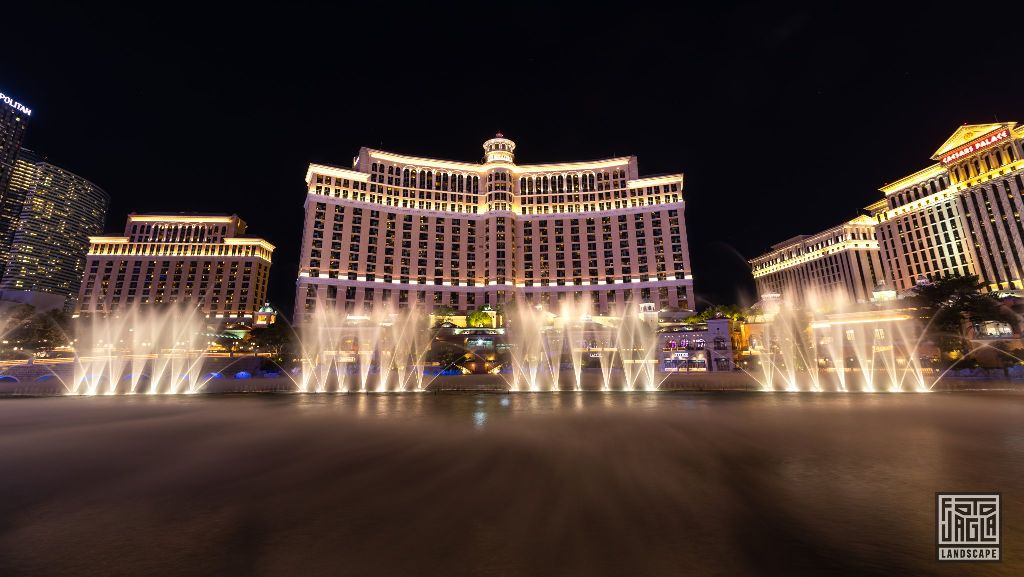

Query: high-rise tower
[0,89,32,279]
[0,149,45,273]
[0,158,109,309]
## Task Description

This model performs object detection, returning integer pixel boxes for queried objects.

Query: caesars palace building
[751,122,1024,304]
[295,134,694,323]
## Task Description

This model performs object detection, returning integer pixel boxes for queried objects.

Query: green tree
[988,341,1022,369]
[1,305,71,355]
[685,304,748,324]
[495,300,517,327]
[466,306,493,328]
[910,274,1016,357]
[34,309,71,352]
[433,305,456,326]
[248,320,297,362]
[213,333,241,356]
[1,304,35,336]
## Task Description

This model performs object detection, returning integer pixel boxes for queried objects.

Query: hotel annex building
[751,122,1024,303]
[75,214,273,318]
[295,135,694,323]
[749,215,885,305]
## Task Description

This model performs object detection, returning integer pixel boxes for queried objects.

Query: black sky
[5,2,1023,316]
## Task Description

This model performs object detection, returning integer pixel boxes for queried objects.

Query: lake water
[0,392,1021,576]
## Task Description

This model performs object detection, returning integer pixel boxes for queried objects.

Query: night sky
[6,2,1023,317]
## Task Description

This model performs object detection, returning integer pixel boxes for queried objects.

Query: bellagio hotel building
[295,134,694,323]
[751,121,1024,304]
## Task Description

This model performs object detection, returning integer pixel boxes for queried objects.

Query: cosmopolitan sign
[0,92,31,116]
[941,128,1011,165]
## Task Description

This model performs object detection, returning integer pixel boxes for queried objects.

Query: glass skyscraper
[0,154,109,310]
[0,89,31,280]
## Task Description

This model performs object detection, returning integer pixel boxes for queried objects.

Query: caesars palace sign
[0,92,32,116]
[941,128,1011,165]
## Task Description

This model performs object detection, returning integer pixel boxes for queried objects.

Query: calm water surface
[0,392,1021,576]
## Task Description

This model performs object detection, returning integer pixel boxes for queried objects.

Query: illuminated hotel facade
[295,135,694,323]
[874,123,1024,292]
[751,122,1024,303]
[75,214,274,318]
[749,215,884,305]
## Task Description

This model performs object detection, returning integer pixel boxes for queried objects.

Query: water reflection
[0,392,1021,577]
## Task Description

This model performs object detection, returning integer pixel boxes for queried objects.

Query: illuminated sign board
[0,91,31,116]
[940,128,1011,165]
